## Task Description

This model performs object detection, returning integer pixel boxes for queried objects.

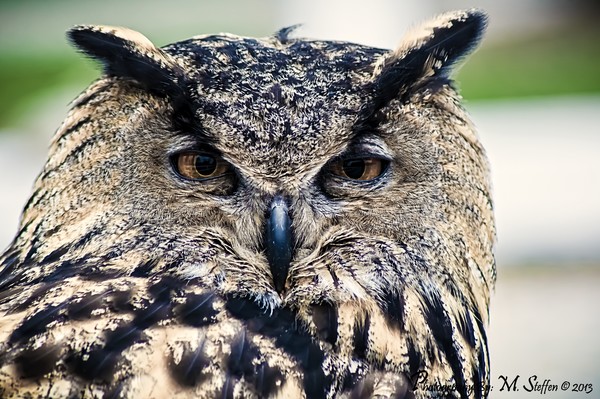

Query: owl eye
[329,157,388,181]
[173,152,232,180]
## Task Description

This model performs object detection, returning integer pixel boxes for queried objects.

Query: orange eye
[175,152,231,180]
[329,158,387,181]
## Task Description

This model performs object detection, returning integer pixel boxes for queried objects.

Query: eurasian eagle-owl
[0,9,495,399]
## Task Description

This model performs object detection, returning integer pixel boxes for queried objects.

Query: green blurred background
[0,0,598,129]
[1,1,599,397]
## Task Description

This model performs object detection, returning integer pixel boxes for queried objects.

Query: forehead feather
[163,35,387,170]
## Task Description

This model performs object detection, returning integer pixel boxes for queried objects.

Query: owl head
[1,9,495,398]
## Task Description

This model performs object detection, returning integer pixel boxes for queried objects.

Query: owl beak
[265,195,293,293]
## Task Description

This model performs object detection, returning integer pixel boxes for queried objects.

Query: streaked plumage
[0,9,495,398]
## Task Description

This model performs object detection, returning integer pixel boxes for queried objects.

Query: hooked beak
[264,195,293,293]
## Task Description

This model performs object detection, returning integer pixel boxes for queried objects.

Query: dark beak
[265,195,293,293]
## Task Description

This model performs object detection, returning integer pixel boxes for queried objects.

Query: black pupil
[342,159,365,179]
[195,155,217,176]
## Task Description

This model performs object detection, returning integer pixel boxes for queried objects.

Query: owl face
[1,10,495,398]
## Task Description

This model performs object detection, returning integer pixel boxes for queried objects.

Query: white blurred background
[1,1,599,397]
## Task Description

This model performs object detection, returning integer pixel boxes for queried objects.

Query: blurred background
[1,0,598,396]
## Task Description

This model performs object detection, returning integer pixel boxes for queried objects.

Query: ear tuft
[67,25,185,98]
[372,9,487,107]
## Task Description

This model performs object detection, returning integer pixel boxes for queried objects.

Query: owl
[0,9,495,399]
